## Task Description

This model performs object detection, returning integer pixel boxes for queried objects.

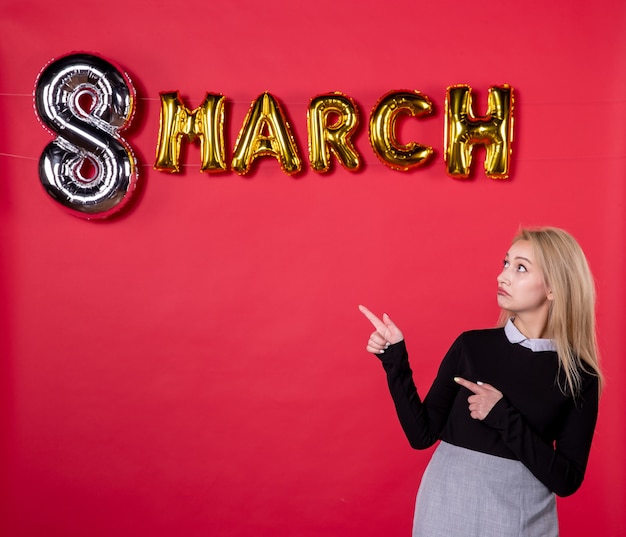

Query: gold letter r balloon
[307,92,361,172]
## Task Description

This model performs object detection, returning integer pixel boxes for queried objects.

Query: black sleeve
[483,373,599,497]
[378,338,461,449]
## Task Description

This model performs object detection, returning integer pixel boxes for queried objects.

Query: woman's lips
[497,287,511,297]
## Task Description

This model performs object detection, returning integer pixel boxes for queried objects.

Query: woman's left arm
[455,375,600,497]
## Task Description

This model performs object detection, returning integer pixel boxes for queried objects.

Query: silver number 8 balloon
[34,53,138,219]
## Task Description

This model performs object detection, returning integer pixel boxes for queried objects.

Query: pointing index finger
[358,305,386,332]
[454,377,484,394]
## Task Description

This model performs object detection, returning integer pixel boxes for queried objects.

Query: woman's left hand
[453,377,503,420]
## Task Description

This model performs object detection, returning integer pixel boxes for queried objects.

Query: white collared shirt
[504,318,556,352]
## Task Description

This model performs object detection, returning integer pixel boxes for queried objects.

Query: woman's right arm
[379,338,462,449]
[359,305,461,449]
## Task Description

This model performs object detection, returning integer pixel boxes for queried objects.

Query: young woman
[359,227,602,537]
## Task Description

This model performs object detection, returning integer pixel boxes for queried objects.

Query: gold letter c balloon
[369,90,434,171]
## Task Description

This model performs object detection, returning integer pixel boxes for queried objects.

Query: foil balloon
[34,53,138,218]
[154,91,227,173]
[369,90,434,171]
[231,92,302,175]
[307,92,360,172]
[444,84,514,179]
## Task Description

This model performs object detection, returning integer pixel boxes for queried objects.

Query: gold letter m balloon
[444,85,514,179]
[154,92,227,173]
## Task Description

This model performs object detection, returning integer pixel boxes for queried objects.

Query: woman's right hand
[358,305,404,354]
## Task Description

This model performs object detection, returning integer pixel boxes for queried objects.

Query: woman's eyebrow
[514,256,533,264]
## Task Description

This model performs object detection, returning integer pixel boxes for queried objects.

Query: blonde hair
[498,227,603,397]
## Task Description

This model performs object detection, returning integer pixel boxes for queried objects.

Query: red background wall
[1,1,624,536]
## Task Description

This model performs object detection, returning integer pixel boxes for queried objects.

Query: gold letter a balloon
[231,92,302,175]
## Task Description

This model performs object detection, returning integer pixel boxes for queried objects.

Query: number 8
[34,53,138,219]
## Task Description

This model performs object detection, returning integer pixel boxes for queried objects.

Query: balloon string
[0,93,308,105]
[0,152,39,161]
[2,151,626,168]
[0,152,164,167]
[3,92,626,105]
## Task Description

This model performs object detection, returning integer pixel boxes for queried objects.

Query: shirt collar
[504,318,557,352]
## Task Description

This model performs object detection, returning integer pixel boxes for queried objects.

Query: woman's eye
[503,260,509,268]
[517,264,527,272]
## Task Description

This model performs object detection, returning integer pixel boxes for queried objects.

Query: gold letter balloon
[307,93,361,172]
[444,85,514,179]
[369,90,434,171]
[154,92,227,173]
[231,92,302,175]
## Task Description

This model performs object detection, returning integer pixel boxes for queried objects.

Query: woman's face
[497,239,552,318]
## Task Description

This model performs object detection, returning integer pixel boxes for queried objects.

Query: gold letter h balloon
[445,85,514,179]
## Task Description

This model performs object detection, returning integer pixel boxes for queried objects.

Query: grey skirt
[413,442,558,537]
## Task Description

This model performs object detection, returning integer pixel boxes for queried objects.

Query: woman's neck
[512,315,549,339]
